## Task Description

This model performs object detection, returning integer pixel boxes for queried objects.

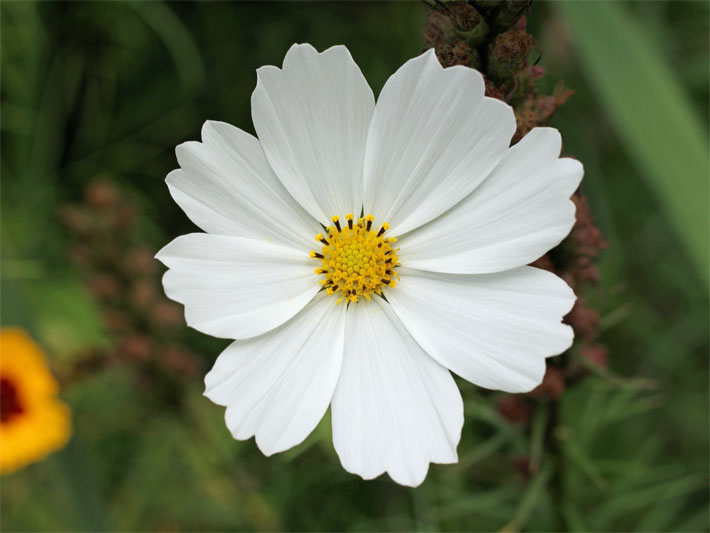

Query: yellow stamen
[310,214,399,303]
[332,215,342,232]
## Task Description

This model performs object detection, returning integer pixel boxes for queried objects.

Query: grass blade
[558,1,709,282]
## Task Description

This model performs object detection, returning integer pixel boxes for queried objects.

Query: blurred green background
[1,1,708,531]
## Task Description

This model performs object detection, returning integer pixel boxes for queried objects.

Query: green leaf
[29,278,109,361]
[127,1,205,93]
[558,1,709,283]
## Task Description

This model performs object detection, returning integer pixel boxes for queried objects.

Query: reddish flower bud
[86,180,118,210]
[131,279,156,309]
[59,206,91,234]
[581,344,608,369]
[124,248,156,276]
[68,245,91,266]
[530,367,565,401]
[117,335,152,362]
[160,345,199,377]
[565,299,600,342]
[151,302,184,329]
[87,273,120,300]
[496,394,532,423]
[512,456,531,480]
[102,310,130,333]
[485,79,507,100]
[529,65,545,79]
[114,205,136,230]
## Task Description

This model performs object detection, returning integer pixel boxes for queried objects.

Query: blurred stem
[528,405,547,474]
[546,398,568,531]
[501,463,553,532]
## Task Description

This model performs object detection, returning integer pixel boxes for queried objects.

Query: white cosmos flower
[156,43,581,487]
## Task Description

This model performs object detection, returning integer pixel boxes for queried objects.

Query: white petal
[386,267,575,393]
[251,44,375,225]
[156,233,319,339]
[168,121,321,250]
[363,49,516,236]
[398,128,583,273]
[205,293,346,456]
[331,297,463,487]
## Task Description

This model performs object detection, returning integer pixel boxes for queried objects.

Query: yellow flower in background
[0,328,71,474]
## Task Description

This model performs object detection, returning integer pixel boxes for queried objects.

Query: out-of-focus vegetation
[1,1,707,531]
[559,1,708,281]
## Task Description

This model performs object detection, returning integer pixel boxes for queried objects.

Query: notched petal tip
[388,468,430,488]
[321,43,354,57]
[560,157,585,187]
[284,42,318,61]
[203,379,219,403]
[421,46,440,65]
[525,125,561,146]
[553,323,575,356]
[493,356,549,394]
[164,168,182,187]
[281,42,359,75]
[481,95,517,136]
[154,241,174,264]
[200,119,227,141]
[554,271,578,312]
[339,460,431,488]
[252,65,281,93]
[518,126,567,161]
[174,140,206,170]
[254,432,295,458]
[508,376,545,395]
[253,43,319,76]
[153,233,203,264]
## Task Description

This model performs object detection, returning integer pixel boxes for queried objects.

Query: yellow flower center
[310,214,399,304]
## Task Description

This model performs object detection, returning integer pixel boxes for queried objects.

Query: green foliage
[558,1,709,282]
[1,1,707,532]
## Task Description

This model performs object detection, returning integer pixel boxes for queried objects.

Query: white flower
[156,44,581,487]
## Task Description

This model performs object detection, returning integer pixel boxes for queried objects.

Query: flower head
[157,44,581,486]
[0,328,71,474]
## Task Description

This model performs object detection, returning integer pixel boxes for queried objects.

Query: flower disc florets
[310,214,399,304]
